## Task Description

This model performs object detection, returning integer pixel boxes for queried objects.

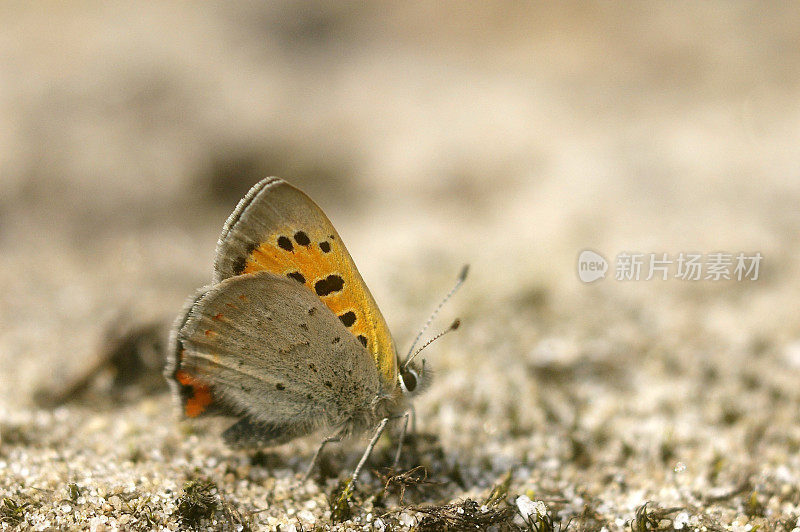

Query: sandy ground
[3,3,800,530]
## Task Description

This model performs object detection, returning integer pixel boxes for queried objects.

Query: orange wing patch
[175,369,213,417]
[236,228,396,384]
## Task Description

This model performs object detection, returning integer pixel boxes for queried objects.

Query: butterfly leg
[303,430,344,481]
[350,417,390,488]
[392,411,410,469]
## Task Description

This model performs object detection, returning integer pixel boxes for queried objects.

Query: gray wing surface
[213,177,331,283]
[174,271,382,441]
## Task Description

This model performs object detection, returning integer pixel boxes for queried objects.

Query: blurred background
[2,2,800,528]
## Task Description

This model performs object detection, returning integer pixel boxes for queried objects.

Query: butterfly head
[397,264,467,398]
[398,358,432,397]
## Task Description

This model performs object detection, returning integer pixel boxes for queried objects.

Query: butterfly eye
[401,368,418,392]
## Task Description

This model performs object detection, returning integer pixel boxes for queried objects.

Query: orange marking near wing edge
[175,370,213,417]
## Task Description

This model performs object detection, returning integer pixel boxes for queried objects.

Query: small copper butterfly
[166,177,465,486]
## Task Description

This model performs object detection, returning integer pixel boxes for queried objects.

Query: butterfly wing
[166,271,383,444]
[213,177,398,387]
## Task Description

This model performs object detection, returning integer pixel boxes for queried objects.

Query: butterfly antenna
[403,319,460,371]
[403,264,469,366]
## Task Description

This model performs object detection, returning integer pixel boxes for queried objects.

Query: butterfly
[165,177,465,486]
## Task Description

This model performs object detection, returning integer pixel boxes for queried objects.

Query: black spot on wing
[319,241,331,253]
[245,241,258,254]
[276,383,285,390]
[277,236,293,252]
[315,274,344,296]
[357,335,367,347]
[294,231,311,246]
[287,271,306,284]
[232,256,247,275]
[339,311,356,327]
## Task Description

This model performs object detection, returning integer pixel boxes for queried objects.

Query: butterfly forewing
[213,177,398,386]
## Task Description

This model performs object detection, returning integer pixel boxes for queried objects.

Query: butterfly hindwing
[166,285,227,418]
[213,177,398,387]
[167,272,383,432]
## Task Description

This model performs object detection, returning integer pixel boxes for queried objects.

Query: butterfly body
[166,178,420,456]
